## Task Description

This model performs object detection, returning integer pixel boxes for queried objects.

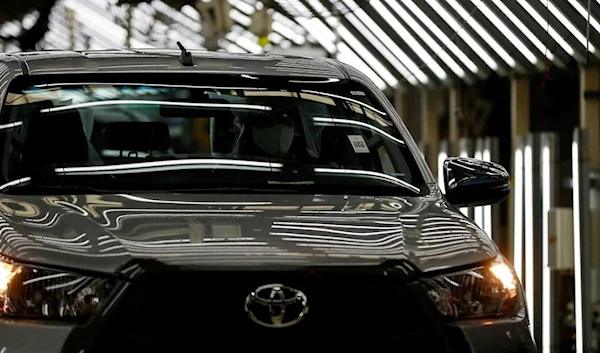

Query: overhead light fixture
[336,42,387,90]
[267,32,283,45]
[386,0,464,78]
[336,25,399,88]
[306,0,330,16]
[424,0,498,70]
[226,31,263,53]
[566,0,600,45]
[337,10,417,84]
[229,8,252,27]
[294,17,336,53]
[471,0,538,64]
[274,0,309,18]
[491,0,554,61]
[513,0,573,56]
[229,0,255,16]
[445,0,516,67]
[367,0,446,81]
[64,0,127,46]
[401,0,479,74]
[271,20,305,45]
[536,0,595,53]
[224,41,247,53]
[338,0,425,84]
[272,12,306,36]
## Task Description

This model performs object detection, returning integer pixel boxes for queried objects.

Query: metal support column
[540,132,559,353]
[573,128,593,353]
[394,87,419,137]
[473,137,500,240]
[449,86,462,156]
[420,89,441,177]
[511,77,530,265]
[523,133,543,348]
[515,132,559,351]
[513,136,525,284]
[576,65,600,353]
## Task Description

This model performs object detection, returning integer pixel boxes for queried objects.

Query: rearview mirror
[443,157,510,207]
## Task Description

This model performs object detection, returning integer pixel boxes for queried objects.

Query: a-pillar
[577,65,600,353]
[420,88,442,178]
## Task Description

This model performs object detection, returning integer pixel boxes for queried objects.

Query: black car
[0,49,535,353]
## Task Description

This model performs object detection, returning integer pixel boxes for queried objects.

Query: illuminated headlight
[420,261,523,319]
[0,260,120,321]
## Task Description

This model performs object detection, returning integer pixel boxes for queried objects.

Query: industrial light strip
[3,0,599,89]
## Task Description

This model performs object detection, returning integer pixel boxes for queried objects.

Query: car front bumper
[0,316,536,353]
[456,318,537,353]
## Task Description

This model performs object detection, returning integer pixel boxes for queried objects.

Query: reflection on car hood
[0,193,499,277]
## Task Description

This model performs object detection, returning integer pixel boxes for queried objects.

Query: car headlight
[420,260,523,320]
[0,259,120,321]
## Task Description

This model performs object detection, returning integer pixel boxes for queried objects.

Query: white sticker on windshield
[348,135,370,153]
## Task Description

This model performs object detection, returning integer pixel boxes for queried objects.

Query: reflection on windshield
[0,77,426,195]
[56,159,283,175]
[312,117,405,145]
[40,101,273,113]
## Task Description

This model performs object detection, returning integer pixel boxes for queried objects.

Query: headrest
[105,122,170,151]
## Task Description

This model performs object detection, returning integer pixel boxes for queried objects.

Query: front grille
[91,271,448,352]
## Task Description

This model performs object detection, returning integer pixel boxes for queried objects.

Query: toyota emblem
[244,283,309,328]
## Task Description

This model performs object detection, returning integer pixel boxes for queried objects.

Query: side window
[1,104,27,181]
[377,146,395,175]
[0,61,14,113]
[0,62,15,181]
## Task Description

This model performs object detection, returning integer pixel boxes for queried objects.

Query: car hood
[0,193,499,277]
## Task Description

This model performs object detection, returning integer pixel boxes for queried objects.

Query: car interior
[0,87,417,188]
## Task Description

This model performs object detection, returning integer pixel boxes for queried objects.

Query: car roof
[0,49,348,79]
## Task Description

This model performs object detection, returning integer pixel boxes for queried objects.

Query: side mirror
[443,157,510,207]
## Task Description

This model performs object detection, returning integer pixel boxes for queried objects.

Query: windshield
[0,74,426,195]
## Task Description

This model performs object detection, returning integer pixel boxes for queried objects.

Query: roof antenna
[177,41,194,66]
